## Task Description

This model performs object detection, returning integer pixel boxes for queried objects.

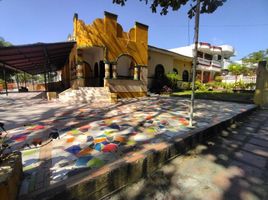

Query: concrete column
[201,70,204,83]
[134,66,139,80]
[112,64,117,79]
[105,63,110,79]
[76,64,83,78]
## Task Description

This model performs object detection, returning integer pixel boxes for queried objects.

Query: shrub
[214,76,223,82]
[0,123,11,163]
[166,73,180,89]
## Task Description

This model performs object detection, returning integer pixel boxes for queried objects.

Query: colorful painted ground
[3,96,255,195]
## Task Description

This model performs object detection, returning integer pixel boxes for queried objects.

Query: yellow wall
[61,45,78,88]
[173,59,192,80]
[74,12,148,66]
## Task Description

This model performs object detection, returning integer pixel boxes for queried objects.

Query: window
[155,64,165,79]
[173,68,178,74]
[182,70,189,82]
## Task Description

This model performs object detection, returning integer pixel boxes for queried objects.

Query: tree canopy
[242,49,268,68]
[0,37,12,47]
[112,0,226,18]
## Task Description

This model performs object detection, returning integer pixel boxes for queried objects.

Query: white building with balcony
[170,42,235,83]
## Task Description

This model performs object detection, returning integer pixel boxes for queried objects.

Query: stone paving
[107,109,268,200]
[1,95,256,197]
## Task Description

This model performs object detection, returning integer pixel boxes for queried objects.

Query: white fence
[222,75,256,84]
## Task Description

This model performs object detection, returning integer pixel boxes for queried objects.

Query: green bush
[214,76,223,82]
[166,73,180,89]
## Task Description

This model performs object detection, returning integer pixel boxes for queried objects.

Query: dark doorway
[94,62,99,78]
[155,64,165,79]
[99,61,105,86]
[182,70,189,82]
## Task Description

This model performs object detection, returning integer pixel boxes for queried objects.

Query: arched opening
[173,68,178,74]
[155,64,165,79]
[94,62,99,78]
[116,54,137,79]
[182,70,189,82]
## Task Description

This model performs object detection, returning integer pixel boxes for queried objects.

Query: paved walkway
[107,109,268,200]
[0,92,91,130]
[1,94,256,198]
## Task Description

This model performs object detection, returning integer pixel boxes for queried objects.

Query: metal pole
[44,71,47,92]
[16,71,20,91]
[24,71,26,87]
[32,75,34,91]
[189,0,200,127]
[3,65,8,96]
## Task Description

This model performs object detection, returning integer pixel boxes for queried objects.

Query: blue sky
[0,0,267,60]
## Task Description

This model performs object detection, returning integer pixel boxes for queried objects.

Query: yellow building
[60,12,193,102]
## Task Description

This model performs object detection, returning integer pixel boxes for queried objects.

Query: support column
[15,72,19,91]
[3,64,8,96]
[134,66,139,80]
[32,75,34,91]
[105,62,110,79]
[112,64,117,79]
[104,62,110,87]
[44,71,47,92]
[76,63,85,87]
[201,70,204,83]
[24,71,26,87]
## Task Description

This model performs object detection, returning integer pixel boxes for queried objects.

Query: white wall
[117,56,132,77]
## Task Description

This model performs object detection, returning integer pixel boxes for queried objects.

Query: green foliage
[228,64,246,76]
[194,80,207,91]
[166,73,180,89]
[214,76,223,82]
[0,37,12,47]
[242,49,268,67]
[112,0,226,18]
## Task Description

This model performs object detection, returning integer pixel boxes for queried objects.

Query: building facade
[60,12,195,100]
[170,42,235,83]
[60,12,235,101]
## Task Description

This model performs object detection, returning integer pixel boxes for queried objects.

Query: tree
[242,49,268,68]
[112,0,226,18]
[227,63,247,83]
[0,37,12,47]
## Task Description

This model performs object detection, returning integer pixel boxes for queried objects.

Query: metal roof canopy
[0,41,76,75]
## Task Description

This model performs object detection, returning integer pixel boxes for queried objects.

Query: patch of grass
[171,90,254,103]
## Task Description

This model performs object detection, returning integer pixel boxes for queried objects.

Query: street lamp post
[189,0,200,127]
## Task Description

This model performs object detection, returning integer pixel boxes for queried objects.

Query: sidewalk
[107,109,268,200]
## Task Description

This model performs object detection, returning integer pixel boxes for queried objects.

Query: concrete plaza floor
[0,94,256,198]
[107,109,268,200]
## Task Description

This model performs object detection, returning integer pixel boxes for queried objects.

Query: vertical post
[112,63,117,79]
[3,64,8,96]
[201,70,204,83]
[44,70,47,92]
[189,0,200,127]
[24,71,26,87]
[134,66,139,80]
[105,62,110,79]
[16,71,19,92]
[32,75,34,91]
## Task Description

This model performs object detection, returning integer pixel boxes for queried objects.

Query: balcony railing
[211,60,221,68]
[197,57,222,69]
[197,57,211,66]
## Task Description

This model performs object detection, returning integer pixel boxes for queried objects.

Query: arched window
[94,62,99,78]
[173,68,178,74]
[182,70,189,82]
[155,64,165,79]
